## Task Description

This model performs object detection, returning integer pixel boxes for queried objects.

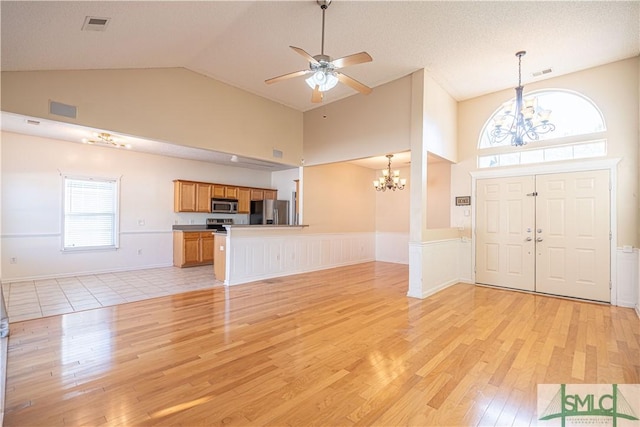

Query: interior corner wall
[302,163,375,234]
[302,76,412,166]
[1,68,303,167]
[454,57,639,247]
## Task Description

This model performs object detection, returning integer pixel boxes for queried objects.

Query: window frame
[61,175,120,252]
[477,88,608,169]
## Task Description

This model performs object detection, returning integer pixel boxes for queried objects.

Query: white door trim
[470,158,621,305]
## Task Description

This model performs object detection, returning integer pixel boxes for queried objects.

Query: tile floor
[1,265,219,323]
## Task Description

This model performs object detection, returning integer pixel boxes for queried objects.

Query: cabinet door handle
[525,237,532,242]
[536,237,543,242]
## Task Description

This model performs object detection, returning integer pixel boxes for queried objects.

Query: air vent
[82,16,110,32]
[26,119,40,126]
[272,149,283,159]
[49,100,77,119]
[532,68,553,77]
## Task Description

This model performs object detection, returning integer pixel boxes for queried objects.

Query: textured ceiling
[1,1,638,168]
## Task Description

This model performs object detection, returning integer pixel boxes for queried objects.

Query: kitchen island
[216,224,310,285]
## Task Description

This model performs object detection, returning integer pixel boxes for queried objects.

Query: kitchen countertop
[223,224,308,229]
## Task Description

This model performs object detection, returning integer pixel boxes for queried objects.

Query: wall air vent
[532,68,553,77]
[272,149,283,159]
[49,100,77,119]
[82,16,111,32]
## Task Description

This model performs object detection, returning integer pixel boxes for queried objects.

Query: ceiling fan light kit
[265,0,373,103]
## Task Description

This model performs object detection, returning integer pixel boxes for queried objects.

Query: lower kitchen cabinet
[173,231,214,267]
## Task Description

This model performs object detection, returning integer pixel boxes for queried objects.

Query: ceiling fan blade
[265,69,309,85]
[331,52,373,69]
[336,72,373,95]
[290,46,320,65]
[311,85,323,103]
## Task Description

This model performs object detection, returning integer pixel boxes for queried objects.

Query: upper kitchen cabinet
[174,180,196,212]
[264,190,277,200]
[250,189,264,201]
[174,180,211,213]
[196,183,212,212]
[213,185,239,199]
[238,188,251,214]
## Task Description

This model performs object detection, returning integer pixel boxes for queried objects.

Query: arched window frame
[477,89,607,168]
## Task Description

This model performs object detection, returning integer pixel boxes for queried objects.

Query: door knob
[525,237,532,241]
[536,237,543,242]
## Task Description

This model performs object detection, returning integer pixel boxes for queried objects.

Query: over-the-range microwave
[211,198,238,213]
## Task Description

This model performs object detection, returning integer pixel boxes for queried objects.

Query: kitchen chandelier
[82,132,131,149]
[373,154,406,192]
[489,51,555,147]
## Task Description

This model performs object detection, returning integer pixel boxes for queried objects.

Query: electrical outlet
[137,249,142,255]
[137,219,145,226]
[9,257,17,264]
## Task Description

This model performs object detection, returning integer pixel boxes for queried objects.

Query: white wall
[271,168,300,225]
[1,131,274,281]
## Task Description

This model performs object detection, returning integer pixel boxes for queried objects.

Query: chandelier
[82,132,131,149]
[373,154,406,192]
[489,51,555,147]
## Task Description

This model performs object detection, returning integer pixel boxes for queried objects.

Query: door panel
[535,170,610,302]
[476,176,535,291]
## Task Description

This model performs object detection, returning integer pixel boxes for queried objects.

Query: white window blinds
[63,177,119,250]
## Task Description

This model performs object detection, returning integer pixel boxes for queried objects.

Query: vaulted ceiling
[1,1,638,169]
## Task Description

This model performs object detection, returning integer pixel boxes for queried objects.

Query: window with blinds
[63,177,119,251]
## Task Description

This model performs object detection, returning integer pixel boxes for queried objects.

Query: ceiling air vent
[82,16,110,32]
[532,68,553,78]
[49,100,77,119]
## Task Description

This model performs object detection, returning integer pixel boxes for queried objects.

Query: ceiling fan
[265,0,373,103]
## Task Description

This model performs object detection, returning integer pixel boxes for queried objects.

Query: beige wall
[303,76,412,166]
[375,166,410,233]
[1,68,303,167]
[302,163,375,233]
[427,161,451,229]
[454,57,639,246]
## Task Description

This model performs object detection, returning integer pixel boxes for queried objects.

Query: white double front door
[475,170,610,302]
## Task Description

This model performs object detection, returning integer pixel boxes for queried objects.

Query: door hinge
[609,280,612,289]
[609,231,612,241]
[526,192,538,197]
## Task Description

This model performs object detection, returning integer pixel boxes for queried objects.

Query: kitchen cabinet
[174,180,211,213]
[238,188,251,213]
[213,185,238,199]
[174,181,197,212]
[213,233,226,281]
[196,183,212,212]
[264,190,277,200]
[250,189,264,201]
[173,231,214,267]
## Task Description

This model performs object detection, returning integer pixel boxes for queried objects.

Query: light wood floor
[4,262,639,426]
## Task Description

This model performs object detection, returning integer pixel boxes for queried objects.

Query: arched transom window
[478,89,607,168]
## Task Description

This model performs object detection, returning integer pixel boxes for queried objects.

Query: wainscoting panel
[227,233,375,286]
[616,247,639,308]
[375,232,409,264]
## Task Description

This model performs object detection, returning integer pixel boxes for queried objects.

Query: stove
[206,218,233,231]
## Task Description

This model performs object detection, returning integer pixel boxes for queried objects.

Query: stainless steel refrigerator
[250,199,289,225]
